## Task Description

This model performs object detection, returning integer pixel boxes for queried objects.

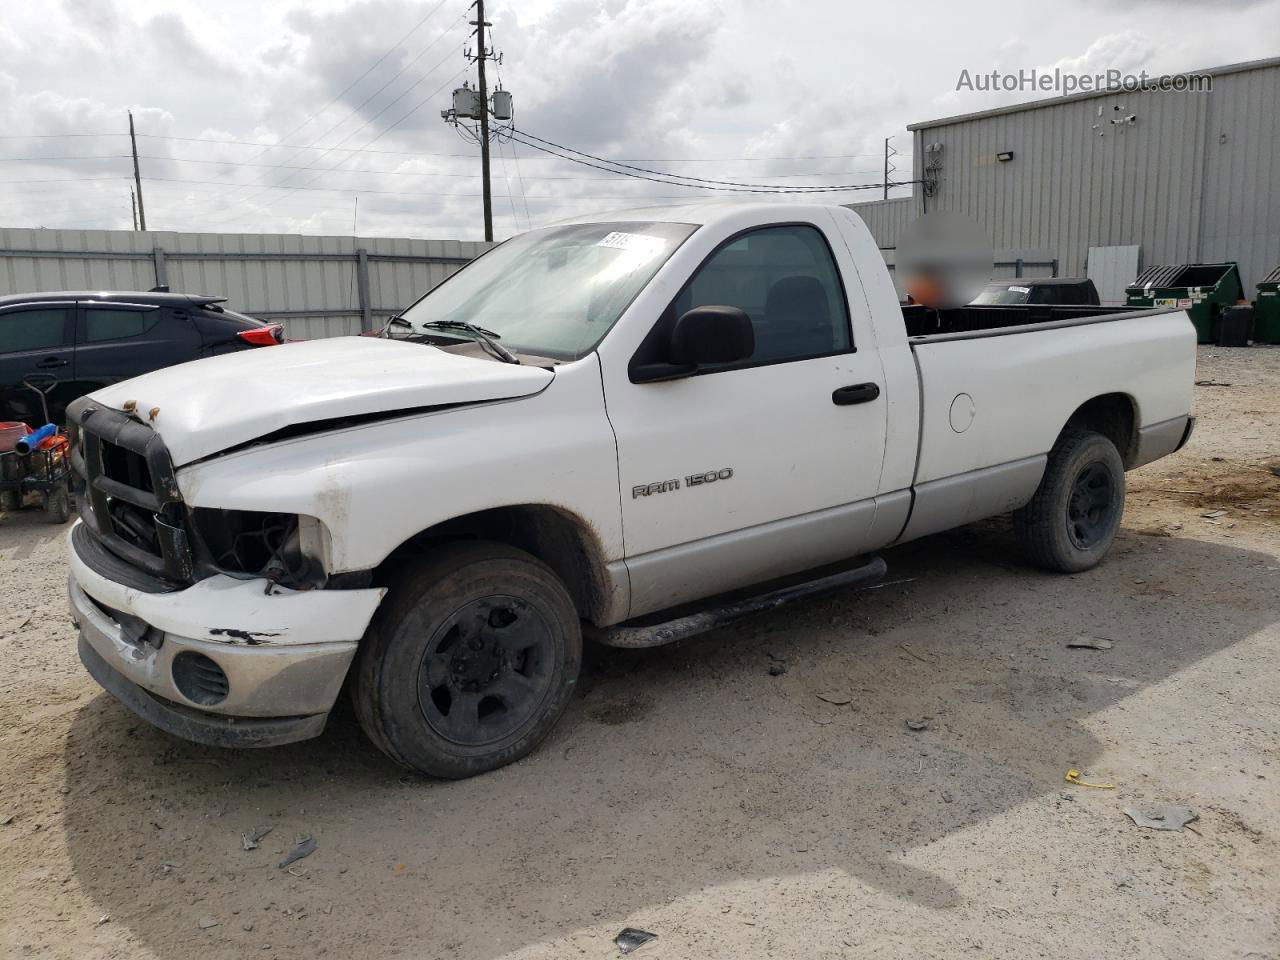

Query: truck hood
[87,336,554,466]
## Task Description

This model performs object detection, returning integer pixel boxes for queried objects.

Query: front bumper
[68,520,385,747]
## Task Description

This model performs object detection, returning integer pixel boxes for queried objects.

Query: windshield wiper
[417,319,520,364]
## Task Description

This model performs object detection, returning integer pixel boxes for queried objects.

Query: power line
[199,2,462,217]
[0,131,904,166]
[126,154,879,180]
[134,132,897,164]
[257,0,456,157]
[0,133,124,140]
[246,65,470,213]
[262,13,466,171]
[230,50,467,216]
[507,131,913,194]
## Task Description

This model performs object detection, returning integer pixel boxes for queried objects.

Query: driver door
[601,220,889,618]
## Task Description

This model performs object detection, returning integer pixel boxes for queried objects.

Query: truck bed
[901,303,1158,339]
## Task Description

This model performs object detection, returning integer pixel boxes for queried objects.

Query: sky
[0,0,1276,242]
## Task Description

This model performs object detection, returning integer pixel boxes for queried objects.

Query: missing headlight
[190,508,326,589]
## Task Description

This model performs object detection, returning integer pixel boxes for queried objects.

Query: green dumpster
[1255,265,1280,344]
[1125,262,1245,344]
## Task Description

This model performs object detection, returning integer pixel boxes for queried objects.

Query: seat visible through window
[670,223,851,370]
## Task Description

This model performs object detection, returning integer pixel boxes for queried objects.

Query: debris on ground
[899,643,936,664]
[815,691,852,705]
[1202,509,1228,519]
[1065,768,1115,789]
[614,928,658,954]
[197,917,220,930]
[0,814,13,826]
[1194,379,1232,386]
[95,915,110,926]
[278,836,317,869]
[1067,636,1114,651]
[1123,806,1199,832]
[905,718,930,731]
[767,662,787,677]
[242,825,273,851]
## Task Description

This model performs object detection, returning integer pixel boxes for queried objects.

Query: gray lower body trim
[79,636,327,748]
[625,497,888,620]
[70,577,353,722]
[896,455,1047,545]
[1131,415,1193,469]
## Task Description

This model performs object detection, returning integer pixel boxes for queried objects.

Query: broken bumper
[67,520,385,747]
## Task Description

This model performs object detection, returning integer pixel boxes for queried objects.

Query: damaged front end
[65,396,385,748]
[189,508,329,592]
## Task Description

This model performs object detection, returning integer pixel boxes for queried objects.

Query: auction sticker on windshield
[597,231,666,257]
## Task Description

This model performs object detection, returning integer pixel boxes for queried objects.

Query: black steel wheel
[353,541,581,779]
[416,595,559,747]
[1014,429,1125,573]
[1066,462,1117,549]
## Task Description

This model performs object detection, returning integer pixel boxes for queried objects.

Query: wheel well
[375,505,613,623]
[1064,394,1138,467]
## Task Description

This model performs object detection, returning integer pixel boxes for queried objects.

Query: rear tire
[1014,429,1125,573]
[352,541,582,779]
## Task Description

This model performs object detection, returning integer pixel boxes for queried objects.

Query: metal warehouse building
[850,56,1280,303]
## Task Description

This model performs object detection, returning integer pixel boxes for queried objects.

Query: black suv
[0,291,283,425]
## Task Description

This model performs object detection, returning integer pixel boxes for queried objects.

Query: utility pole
[472,0,493,242]
[128,111,147,231]
[130,188,138,231]
[883,137,889,200]
[440,3,511,241]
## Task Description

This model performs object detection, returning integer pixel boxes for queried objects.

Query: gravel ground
[1,346,1277,960]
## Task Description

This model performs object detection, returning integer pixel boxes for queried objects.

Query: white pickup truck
[66,202,1196,777]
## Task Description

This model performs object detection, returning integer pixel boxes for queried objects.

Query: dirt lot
[2,346,1278,960]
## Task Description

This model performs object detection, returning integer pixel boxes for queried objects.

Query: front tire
[1014,429,1125,573]
[352,541,582,779]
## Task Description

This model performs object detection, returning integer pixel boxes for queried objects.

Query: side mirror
[670,305,754,366]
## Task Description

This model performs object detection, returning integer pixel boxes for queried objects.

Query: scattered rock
[242,825,272,851]
[1123,806,1198,832]
[197,917,220,930]
[767,663,786,677]
[614,927,657,954]
[905,718,930,732]
[278,835,317,869]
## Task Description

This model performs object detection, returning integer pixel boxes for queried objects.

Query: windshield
[971,283,1031,305]
[400,220,697,359]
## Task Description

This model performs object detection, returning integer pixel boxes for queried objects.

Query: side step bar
[593,555,888,649]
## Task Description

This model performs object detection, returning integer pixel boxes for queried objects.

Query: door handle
[35,356,69,369]
[832,382,880,405]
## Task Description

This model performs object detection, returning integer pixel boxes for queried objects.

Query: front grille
[67,397,192,585]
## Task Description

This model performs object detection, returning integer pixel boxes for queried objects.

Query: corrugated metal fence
[0,228,492,339]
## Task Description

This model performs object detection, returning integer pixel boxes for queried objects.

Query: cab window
[671,224,852,367]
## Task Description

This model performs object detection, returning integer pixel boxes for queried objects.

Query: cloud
[1,0,1277,240]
